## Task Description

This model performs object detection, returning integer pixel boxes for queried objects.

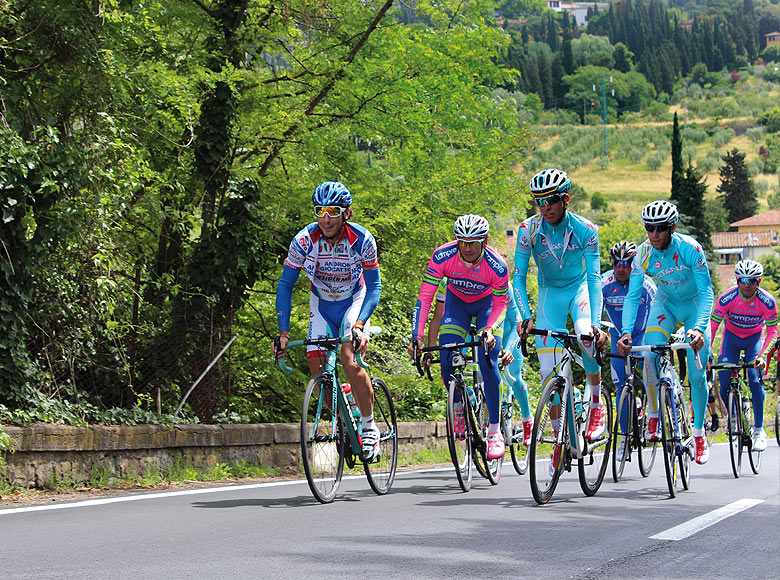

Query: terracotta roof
[712,230,779,248]
[730,209,780,228]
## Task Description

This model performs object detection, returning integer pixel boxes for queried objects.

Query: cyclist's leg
[676,301,711,448]
[338,287,376,418]
[439,293,471,397]
[474,296,502,426]
[535,285,572,386]
[610,330,630,431]
[508,350,532,419]
[642,302,676,431]
[306,293,336,375]
[716,329,739,419]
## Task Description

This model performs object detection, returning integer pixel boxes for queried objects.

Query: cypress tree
[671,112,684,204]
[678,161,712,254]
[717,148,759,224]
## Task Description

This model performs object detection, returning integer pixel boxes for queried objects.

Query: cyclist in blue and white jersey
[602,241,656,452]
[514,168,608,473]
[617,200,714,465]
[273,181,382,460]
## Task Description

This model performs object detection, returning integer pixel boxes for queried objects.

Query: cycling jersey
[710,286,778,353]
[412,241,508,341]
[513,211,602,377]
[276,222,381,334]
[622,232,713,430]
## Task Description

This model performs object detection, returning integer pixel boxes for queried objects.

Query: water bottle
[574,387,584,420]
[466,385,477,409]
[635,396,644,420]
[343,383,361,422]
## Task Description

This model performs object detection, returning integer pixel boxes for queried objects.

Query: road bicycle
[711,361,762,477]
[500,356,528,476]
[761,337,780,447]
[414,331,496,491]
[624,341,699,498]
[605,352,656,482]
[276,328,398,503]
[522,328,611,505]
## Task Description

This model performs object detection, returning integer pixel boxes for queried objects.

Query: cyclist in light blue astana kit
[273,181,383,461]
[617,200,714,465]
[514,168,608,459]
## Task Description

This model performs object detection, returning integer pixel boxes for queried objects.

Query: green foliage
[759,107,780,133]
[718,148,759,223]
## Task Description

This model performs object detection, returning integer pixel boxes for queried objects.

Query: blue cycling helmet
[312,181,352,206]
[529,168,571,198]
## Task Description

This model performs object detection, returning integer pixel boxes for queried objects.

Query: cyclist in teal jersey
[514,168,608,456]
[617,200,713,465]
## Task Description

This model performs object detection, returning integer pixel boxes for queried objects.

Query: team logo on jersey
[298,237,310,251]
[514,267,520,275]
[586,235,598,247]
[654,261,661,269]
[579,300,588,312]
[696,257,706,268]
[519,235,529,248]
[657,314,666,323]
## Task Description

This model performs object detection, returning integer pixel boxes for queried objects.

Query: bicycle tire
[612,385,632,482]
[636,384,657,478]
[579,384,612,496]
[301,374,345,504]
[775,400,779,447]
[744,393,761,475]
[727,388,743,478]
[529,377,566,505]
[446,378,472,492]
[364,377,399,495]
[677,390,692,491]
[472,385,500,485]
[507,396,528,476]
[659,382,679,498]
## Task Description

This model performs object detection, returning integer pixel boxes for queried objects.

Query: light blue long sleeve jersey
[621,233,713,337]
[513,212,602,327]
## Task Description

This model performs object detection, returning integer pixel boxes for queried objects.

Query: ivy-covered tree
[717,148,759,224]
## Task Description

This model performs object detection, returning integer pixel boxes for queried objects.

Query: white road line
[650,498,765,541]
[0,466,452,516]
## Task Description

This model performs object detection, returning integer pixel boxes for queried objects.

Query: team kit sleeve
[512,224,534,320]
[275,234,306,333]
[582,224,602,327]
[688,242,714,333]
[486,257,509,332]
[621,253,647,337]
[760,290,779,356]
[502,288,521,351]
[357,230,381,324]
[411,252,445,341]
[709,291,728,344]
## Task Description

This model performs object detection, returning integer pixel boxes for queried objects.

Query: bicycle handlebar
[625,342,703,371]
[520,327,603,367]
[275,326,382,374]
[413,336,493,381]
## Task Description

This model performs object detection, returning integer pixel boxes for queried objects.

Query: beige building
[712,209,780,287]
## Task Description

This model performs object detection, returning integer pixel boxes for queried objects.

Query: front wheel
[301,374,345,504]
[579,385,612,497]
[743,394,761,475]
[727,388,743,478]
[659,382,679,498]
[446,378,472,492]
[472,385,501,485]
[364,377,399,495]
[529,378,566,505]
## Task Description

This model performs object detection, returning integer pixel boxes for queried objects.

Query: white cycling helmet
[641,200,679,225]
[610,241,637,262]
[735,259,763,279]
[454,214,490,240]
[529,168,571,197]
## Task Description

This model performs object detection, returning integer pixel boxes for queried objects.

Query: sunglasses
[738,277,759,285]
[314,205,347,218]
[458,239,484,248]
[535,194,563,207]
[613,259,632,268]
[644,223,670,233]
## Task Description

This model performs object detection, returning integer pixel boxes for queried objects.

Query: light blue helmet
[312,181,352,206]
[529,168,571,197]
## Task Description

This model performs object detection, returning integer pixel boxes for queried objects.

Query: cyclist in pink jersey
[409,215,509,459]
[710,259,778,451]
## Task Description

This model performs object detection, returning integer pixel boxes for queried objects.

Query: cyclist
[427,280,534,446]
[513,168,608,475]
[602,241,656,456]
[273,181,383,460]
[617,200,713,465]
[409,215,509,459]
[710,259,777,452]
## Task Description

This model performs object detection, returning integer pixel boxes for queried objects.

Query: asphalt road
[2,443,778,580]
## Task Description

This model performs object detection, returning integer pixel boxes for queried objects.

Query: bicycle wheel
[446,378,472,492]
[472,385,500,485]
[703,400,718,445]
[579,385,612,496]
[301,374,345,504]
[727,388,743,478]
[506,396,528,476]
[744,393,761,475]
[775,400,779,447]
[364,377,398,495]
[677,391,692,491]
[529,377,566,505]
[659,382,679,498]
[636,384,657,478]
[612,385,632,482]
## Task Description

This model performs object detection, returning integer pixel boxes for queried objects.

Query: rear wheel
[636,384,657,477]
[364,377,398,495]
[446,378,472,492]
[472,385,500,485]
[727,387,743,478]
[775,400,779,447]
[612,385,632,482]
[301,374,345,504]
[677,391,692,491]
[659,382,679,498]
[579,385,612,496]
[529,378,566,505]
[506,396,528,476]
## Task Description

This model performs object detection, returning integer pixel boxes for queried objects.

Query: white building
[547,1,609,27]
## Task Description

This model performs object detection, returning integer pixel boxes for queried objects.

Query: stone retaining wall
[0,422,447,488]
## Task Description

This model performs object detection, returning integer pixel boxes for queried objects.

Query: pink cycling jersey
[412,241,508,340]
[710,285,778,354]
